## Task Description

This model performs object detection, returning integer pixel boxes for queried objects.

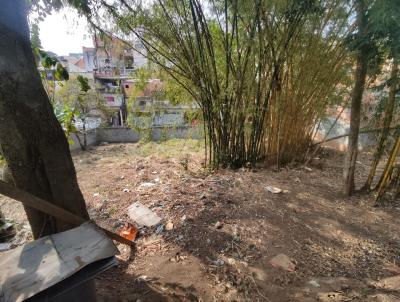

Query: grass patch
[134,139,204,158]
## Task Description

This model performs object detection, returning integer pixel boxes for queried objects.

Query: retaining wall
[69,126,203,151]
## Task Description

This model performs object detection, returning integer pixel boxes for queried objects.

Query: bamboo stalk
[376,137,400,202]
[365,61,398,190]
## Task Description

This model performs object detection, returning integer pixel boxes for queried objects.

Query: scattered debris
[249,267,267,281]
[122,188,130,193]
[0,221,14,239]
[119,223,138,241]
[384,261,400,274]
[113,219,125,229]
[304,238,313,245]
[269,253,296,272]
[234,178,243,187]
[135,275,151,282]
[0,243,11,252]
[266,186,282,194]
[215,221,223,229]
[308,279,320,288]
[139,182,156,188]
[155,224,164,234]
[169,252,188,263]
[127,202,162,227]
[375,275,400,291]
[181,215,187,221]
[232,225,240,241]
[210,259,224,266]
[0,222,13,232]
[165,222,174,231]
[304,166,313,172]
[141,235,162,246]
[200,193,208,199]
[150,202,164,209]
[7,143,400,301]
[283,189,290,194]
[316,292,346,302]
[93,193,100,197]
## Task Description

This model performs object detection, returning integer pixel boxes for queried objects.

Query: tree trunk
[343,0,368,196]
[0,0,89,238]
[83,120,87,151]
[364,61,398,190]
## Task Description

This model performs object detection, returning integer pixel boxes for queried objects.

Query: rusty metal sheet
[0,222,119,302]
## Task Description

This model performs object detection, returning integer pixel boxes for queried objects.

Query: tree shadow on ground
[96,247,201,302]
[144,167,400,300]
[93,148,400,301]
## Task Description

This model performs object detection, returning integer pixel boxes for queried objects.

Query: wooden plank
[0,180,133,246]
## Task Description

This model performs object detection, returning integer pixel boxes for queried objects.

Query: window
[105,96,114,103]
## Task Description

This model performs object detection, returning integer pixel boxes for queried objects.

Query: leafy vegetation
[19,0,400,204]
[87,0,354,169]
[54,76,112,150]
[126,66,199,143]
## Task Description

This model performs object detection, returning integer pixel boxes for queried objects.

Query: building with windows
[58,34,197,129]
[88,36,149,126]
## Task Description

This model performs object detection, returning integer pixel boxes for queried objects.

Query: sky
[38,8,93,56]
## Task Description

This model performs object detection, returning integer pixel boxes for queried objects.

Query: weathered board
[0,222,119,302]
[127,202,161,227]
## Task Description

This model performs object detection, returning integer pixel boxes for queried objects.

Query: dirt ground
[1,139,400,302]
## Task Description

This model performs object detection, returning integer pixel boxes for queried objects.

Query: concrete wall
[68,126,203,150]
[69,123,375,153]
[96,127,140,143]
[151,126,203,141]
[69,130,97,151]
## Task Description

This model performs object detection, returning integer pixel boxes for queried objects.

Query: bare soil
[1,140,400,301]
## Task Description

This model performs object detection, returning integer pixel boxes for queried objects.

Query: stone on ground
[269,253,296,272]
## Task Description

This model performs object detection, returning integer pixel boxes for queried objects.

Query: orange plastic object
[119,223,138,241]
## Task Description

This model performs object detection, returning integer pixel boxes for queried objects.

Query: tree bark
[343,0,368,196]
[82,119,87,151]
[0,0,89,238]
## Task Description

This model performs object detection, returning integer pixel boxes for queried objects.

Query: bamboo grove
[85,0,400,201]
[89,0,353,168]
[362,60,400,203]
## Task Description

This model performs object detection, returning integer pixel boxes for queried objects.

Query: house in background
[89,36,149,126]
[56,34,197,130]
[58,53,93,76]
[88,34,156,126]
[82,47,96,72]
[123,79,199,128]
